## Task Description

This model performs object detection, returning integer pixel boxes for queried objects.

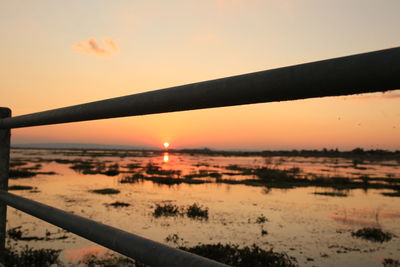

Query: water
[7,149,400,266]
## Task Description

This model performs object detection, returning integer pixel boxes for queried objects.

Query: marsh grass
[120,173,210,186]
[90,188,120,195]
[153,203,209,219]
[69,160,120,176]
[153,204,181,217]
[78,252,147,267]
[8,185,34,191]
[7,226,68,241]
[179,243,298,267]
[5,245,61,267]
[9,169,37,178]
[255,214,268,224]
[313,191,348,197]
[186,203,208,220]
[105,201,130,207]
[381,191,400,197]
[383,258,400,267]
[145,162,181,176]
[351,228,394,242]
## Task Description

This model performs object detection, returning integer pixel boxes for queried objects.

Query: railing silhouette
[0,47,399,266]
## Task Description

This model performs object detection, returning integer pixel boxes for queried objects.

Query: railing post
[0,108,11,265]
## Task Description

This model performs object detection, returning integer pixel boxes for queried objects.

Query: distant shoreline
[11,146,400,159]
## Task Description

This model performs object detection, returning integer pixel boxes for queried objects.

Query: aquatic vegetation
[9,161,28,168]
[165,233,185,246]
[381,191,400,197]
[184,170,222,179]
[124,163,142,169]
[351,228,394,242]
[69,160,120,176]
[8,185,34,191]
[179,243,298,267]
[153,204,181,217]
[261,228,268,236]
[186,203,208,220]
[120,173,209,186]
[105,201,130,207]
[4,245,62,267]
[145,162,181,176]
[255,214,268,224]
[383,258,400,267]
[7,226,68,241]
[9,169,37,178]
[78,252,142,267]
[313,191,348,197]
[90,188,120,195]
[102,164,120,176]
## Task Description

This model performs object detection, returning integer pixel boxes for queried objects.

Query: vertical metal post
[0,108,11,264]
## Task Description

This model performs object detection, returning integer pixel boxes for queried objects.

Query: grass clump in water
[255,214,268,224]
[313,191,348,197]
[179,243,297,267]
[9,169,37,178]
[8,185,34,191]
[381,191,400,197]
[351,227,394,242]
[383,258,400,267]
[105,201,130,207]
[153,204,180,217]
[5,245,61,266]
[90,188,120,195]
[78,252,145,267]
[186,203,208,220]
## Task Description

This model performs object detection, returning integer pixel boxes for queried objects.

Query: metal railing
[0,46,399,266]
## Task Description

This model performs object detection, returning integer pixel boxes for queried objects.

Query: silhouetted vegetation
[8,185,34,191]
[153,204,180,217]
[153,203,209,220]
[179,243,298,267]
[105,201,131,207]
[255,214,268,224]
[4,245,61,267]
[184,170,222,179]
[7,226,68,241]
[381,191,400,197]
[78,252,147,267]
[313,191,348,197]
[186,203,208,220]
[9,169,37,178]
[383,258,400,267]
[69,160,121,176]
[145,162,181,176]
[89,188,120,195]
[120,173,210,186]
[351,228,394,242]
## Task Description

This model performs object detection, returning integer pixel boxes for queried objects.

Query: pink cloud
[73,38,119,56]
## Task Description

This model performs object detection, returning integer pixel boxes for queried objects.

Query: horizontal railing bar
[1,47,400,129]
[0,191,227,267]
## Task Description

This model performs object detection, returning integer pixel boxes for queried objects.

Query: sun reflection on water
[163,152,169,163]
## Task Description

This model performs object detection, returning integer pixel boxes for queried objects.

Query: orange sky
[1,1,399,150]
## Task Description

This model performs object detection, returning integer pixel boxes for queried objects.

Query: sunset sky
[1,1,399,150]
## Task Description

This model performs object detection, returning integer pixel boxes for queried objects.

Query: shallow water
[7,149,400,266]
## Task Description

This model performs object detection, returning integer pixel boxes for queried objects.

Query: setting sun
[163,142,170,149]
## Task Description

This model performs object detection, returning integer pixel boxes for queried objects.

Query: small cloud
[73,38,118,56]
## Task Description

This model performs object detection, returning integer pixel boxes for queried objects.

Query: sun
[163,142,170,149]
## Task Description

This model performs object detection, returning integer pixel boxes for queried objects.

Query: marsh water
[7,149,400,266]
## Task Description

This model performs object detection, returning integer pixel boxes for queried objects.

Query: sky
[0,0,399,150]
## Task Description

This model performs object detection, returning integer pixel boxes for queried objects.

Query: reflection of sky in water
[7,149,400,267]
